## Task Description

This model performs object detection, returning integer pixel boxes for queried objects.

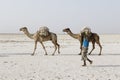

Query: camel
[63,28,102,55]
[20,27,60,55]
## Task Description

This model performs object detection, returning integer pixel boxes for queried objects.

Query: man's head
[82,27,91,35]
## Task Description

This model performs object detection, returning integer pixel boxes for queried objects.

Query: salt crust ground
[0,34,120,80]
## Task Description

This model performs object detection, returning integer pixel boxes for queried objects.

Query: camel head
[20,27,28,34]
[63,28,71,33]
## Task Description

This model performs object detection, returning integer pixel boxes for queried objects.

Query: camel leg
[78,42,82,55]
[56,43,60,54]
[78,47,82,55]
[88,42,95,55]
[96,41,102,55]
[32,41,37,56]
[79,46,83,55]
[52,42,57,56]
[40,42,48,55]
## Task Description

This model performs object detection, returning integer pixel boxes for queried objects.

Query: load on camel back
[81,27,91,34]
[39,26,50,37]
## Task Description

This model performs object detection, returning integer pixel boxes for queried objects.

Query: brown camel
[63,28,102,55]
[20,27,60,55]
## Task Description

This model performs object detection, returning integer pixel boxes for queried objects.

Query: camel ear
[67,28,70,30]
[23,27,27,29]
[65,28,69,30]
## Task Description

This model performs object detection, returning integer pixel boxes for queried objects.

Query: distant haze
[0,0,120,34]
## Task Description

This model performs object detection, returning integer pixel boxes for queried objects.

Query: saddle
[39,26,49,37]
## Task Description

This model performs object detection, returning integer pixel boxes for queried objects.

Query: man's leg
[81,47,87,66]
[82,47,93,66]
[82,60,86,66]
[86,47,93,64]
[87,58,93,64]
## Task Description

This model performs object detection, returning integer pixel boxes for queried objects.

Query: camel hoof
[52,54,54,56]
[98,54,101,56]
[31,54,34,56]
[90,61,93,64]
[88,53,91,55]
[45,54,48,55]
[82,64,86,67]
[78,53,81,55]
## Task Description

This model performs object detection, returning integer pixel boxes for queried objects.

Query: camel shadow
[1,53,120,57]
[102,53,120,56]
[92,65,120,67]
[0,53,31,57]
[90,53,120,56]
[58,54,79,56]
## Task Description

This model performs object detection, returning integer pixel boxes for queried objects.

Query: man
[81,27,93,66]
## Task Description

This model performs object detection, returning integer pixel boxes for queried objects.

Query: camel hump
[39,26,50,36]
[81,27,91,33]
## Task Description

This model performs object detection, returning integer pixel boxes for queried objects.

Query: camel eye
[23,29,26,31]
[65,30,67,32]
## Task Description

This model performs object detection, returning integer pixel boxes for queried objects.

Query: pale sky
[0,0,120,34]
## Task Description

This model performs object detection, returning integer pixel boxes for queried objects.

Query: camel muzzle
[19,28,22,31]
[63,30,65,32]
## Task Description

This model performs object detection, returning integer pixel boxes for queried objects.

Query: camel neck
[67,30,80,39]
[24,30,34,39]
